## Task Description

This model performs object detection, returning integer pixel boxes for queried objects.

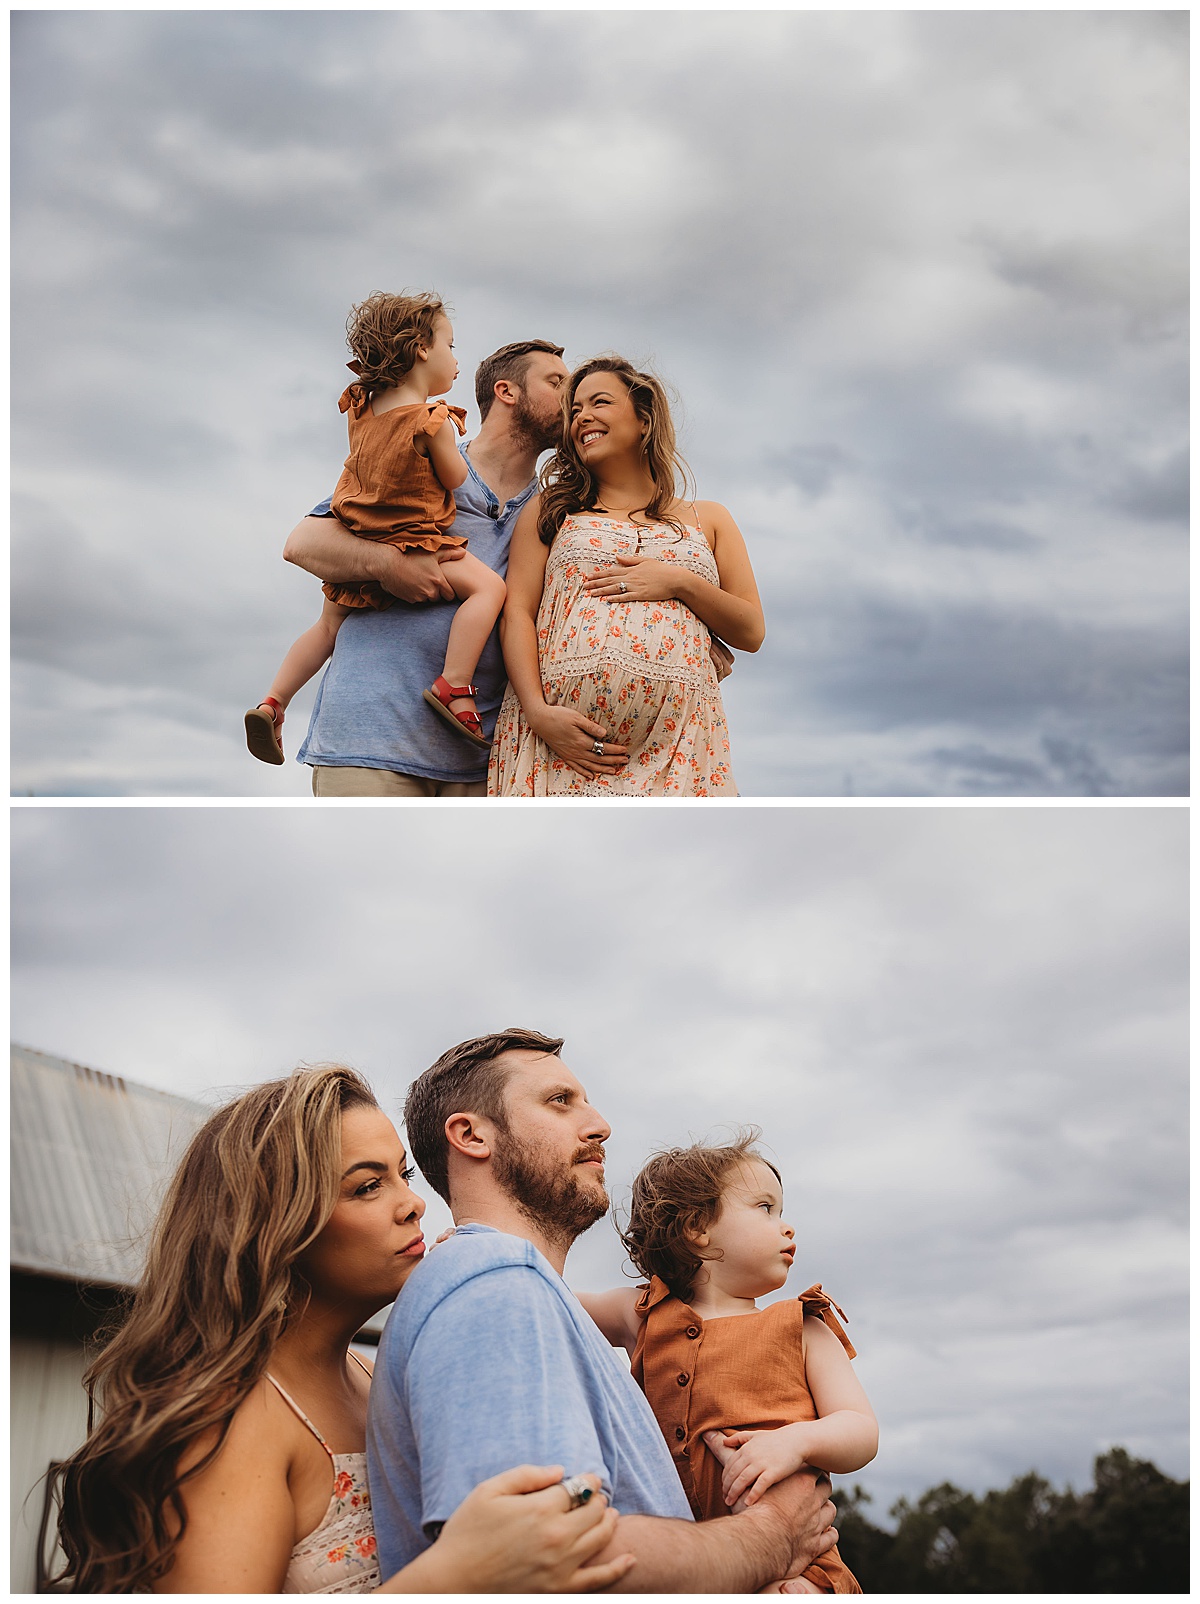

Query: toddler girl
[245,290,506,764]
[579,1133,876,1594]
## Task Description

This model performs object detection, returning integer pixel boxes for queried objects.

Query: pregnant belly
[545,661,706,751]
[541,597,712,685]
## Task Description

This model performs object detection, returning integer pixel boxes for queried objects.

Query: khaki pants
[311,766,487,798]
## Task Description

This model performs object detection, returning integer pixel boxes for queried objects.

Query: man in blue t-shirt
[282,340,569,796]
[367,1028,839,1591]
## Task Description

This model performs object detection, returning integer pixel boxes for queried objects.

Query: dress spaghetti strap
[265,1350,373,1459]
[264,1374,335,1459]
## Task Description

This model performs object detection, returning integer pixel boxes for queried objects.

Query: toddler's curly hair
[620,1128,781,1301]
[345,290,447,395]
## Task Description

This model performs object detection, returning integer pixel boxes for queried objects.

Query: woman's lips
[400,1236,426,1257]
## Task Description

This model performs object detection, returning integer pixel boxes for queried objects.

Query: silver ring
[591,739,604,756]
[561,1474,593,1509]
[619,580,628,593]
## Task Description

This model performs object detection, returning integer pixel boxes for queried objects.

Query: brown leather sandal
[423,676,491,750]
[245,697,285,765]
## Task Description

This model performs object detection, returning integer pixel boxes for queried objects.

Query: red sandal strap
[259,697,284,722]
[430,676,480,706]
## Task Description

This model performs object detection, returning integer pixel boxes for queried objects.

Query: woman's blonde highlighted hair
[537,356,694,545]
[54,1065,378,1592]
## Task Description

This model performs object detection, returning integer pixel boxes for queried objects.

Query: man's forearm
[283,514,380,585]
[602,1507,792,1594]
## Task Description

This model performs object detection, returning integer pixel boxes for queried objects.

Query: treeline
[834,1447,1188,1593]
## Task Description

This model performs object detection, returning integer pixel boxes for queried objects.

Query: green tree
[832,1448,1188,1593]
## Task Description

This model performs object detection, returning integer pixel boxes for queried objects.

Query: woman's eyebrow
[341,1160,388,1179]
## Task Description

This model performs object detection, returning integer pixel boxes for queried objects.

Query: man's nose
[583,1104,612,1143]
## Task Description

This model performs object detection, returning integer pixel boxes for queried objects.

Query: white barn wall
[10,1335,90,1592]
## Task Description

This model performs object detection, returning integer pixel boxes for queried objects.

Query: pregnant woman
[489,357,765,796]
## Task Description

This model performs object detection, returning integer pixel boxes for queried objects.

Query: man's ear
[491,379,519,411]
[445,1112,493,1162]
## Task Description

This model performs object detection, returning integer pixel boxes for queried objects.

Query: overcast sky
[10,803,1188,1516]
[11,10,1188,797]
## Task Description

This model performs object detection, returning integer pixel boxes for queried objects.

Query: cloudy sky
[11,803,1188,1516]
[11,10,1188,797]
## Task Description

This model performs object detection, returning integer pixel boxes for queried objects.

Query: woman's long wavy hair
[53,1065,379,1593]
[537,356,694,545]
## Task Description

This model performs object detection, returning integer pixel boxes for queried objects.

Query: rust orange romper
[632,1277,862,1594]
[325,387,468,610]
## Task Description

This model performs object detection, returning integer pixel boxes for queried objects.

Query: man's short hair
[404,1027,565,1202]
[475,340,565,422]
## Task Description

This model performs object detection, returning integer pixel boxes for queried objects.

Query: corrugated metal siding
[10,1336,90,1592]
[10,1046,209,1287]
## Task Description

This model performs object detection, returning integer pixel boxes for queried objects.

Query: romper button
[677,1372,689,1386]
[686,1326,700,1339]
[675,1426,686,1441]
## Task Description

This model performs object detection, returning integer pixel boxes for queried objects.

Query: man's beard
[511,389,565,455]
[493,1129,609,1248]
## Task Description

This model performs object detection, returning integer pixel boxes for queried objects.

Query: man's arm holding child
[283,513,464,603]
[594,1472,839,1594]
[405,1268,836,1594]
[711,1318,879,1510]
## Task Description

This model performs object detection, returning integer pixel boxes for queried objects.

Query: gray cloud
[10,806,1188,1510]
[11,11,1187,794]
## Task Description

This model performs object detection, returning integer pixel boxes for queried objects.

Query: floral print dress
[488,513,737,796]
[267,1365,381,1594]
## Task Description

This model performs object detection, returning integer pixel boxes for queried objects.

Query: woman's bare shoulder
[687,499,735,523]
[176,1375,296,1480]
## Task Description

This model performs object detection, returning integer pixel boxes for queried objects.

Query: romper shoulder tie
[422,400,468,437]
[795,1283,856,1359]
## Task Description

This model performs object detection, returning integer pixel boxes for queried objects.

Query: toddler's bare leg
[439,551,506,722]
[247,600,353,763]
[263,599,352,711]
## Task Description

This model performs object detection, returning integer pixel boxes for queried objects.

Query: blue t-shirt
[296,442,535,783]
[366,1225,693,1577]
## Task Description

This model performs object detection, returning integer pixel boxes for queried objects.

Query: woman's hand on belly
[531,705,630,779]
[581,555,681,602]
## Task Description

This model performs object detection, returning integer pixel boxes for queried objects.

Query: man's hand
[371,545,465,604]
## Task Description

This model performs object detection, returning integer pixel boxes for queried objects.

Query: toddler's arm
[574,1288,643,1356]
[711,1319,878,1509]
[425,419,469,491]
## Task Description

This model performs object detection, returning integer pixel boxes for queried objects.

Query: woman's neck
[591,463,659,518]
[270,1295,377,1381]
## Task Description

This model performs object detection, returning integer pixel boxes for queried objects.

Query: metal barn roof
[10,1045,210,1288]
[10,1046,392,1335]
